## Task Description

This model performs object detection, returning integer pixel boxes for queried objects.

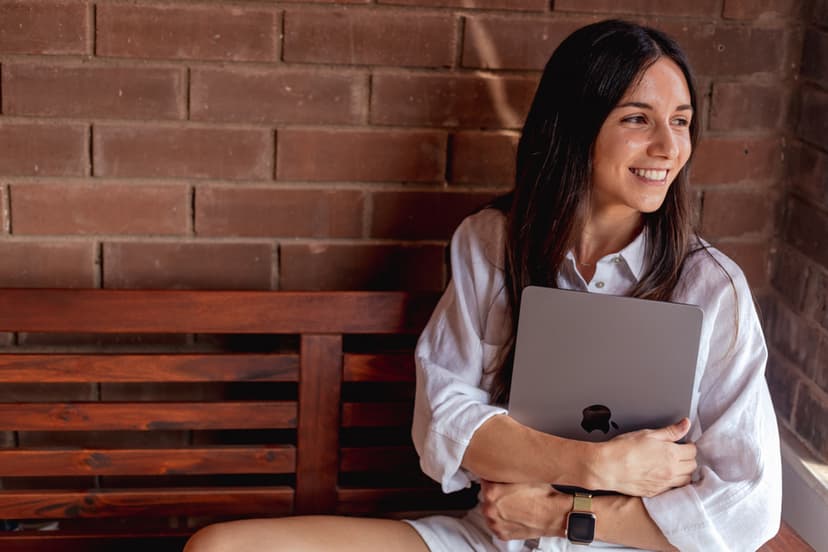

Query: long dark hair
[489,20,702,405]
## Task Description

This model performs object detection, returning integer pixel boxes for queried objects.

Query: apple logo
[581,404,620,434]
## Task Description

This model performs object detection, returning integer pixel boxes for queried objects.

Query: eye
[672,117,691,127]
[622,115,647,124]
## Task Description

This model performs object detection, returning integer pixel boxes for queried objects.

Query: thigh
[185,515,432,552]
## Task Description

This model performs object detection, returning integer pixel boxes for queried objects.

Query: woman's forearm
[461,414,599,488]
[462,414,696,497]
[593,495,676,551]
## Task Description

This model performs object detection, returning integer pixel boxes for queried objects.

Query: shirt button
[595,281,605,289]
[612,256,622,264]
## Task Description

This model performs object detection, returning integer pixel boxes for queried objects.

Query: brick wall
[766,0,828,461]
[0,2,822,454]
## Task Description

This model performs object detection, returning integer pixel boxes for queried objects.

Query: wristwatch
[565,492,596,545]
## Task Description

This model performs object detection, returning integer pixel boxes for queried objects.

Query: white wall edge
[779,421,828,551]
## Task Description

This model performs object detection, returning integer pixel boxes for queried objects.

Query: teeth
[631,168,668,181]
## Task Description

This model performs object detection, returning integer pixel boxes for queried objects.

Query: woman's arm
[478,481,678,551]
[413,211,696,497]
[463,414,697,497]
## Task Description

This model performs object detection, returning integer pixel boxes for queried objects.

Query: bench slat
[0,354,299,382]
[0,487,294,518]
[0,446,296,476]
[0,290,437,334]
[0,402,297,430]
[336,487,475,515]
[343,354,415,382]
[340,446,419,472]
[0,531,190,552]
[341,402,413,427]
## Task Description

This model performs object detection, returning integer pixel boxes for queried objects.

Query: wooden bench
[0,289,811,551]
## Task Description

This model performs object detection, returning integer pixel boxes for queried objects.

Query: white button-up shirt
[412,209,781,551]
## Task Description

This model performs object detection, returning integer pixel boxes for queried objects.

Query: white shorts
[404,507,647,552]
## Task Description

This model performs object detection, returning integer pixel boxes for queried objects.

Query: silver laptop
[508,286,703,442]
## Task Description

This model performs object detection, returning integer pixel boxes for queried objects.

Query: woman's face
[590,57,693,219]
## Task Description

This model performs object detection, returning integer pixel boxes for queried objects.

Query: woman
[185,19,781,551]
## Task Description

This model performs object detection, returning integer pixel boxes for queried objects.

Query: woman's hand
[589,418,697,497]
[478,480,568,541]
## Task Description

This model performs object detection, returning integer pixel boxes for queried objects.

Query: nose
[648,123,679,160]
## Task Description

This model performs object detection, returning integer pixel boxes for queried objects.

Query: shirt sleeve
[411,212,509,493]
[643,253,782,551]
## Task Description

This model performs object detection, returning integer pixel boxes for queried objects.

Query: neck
[576,209,643,267]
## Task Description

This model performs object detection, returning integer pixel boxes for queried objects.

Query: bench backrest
[0,289,475,529]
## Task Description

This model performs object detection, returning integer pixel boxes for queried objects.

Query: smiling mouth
[630,168,668,182]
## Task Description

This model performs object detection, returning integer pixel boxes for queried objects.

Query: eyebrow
[616,101,693,111]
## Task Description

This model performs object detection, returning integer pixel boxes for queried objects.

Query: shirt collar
[564,228,647,282]
[618,228,647,281]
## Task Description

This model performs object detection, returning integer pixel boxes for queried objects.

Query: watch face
[566,512,596,544]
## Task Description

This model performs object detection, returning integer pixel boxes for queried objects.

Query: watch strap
[572,492,593,512]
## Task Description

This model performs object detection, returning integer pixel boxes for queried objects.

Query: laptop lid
[507,286,703,442]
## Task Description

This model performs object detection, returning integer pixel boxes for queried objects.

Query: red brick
[701,189,773,238]
[772,245,809,312]
[804,266,828,332]
[104,242,273,290]
[284,10,454,68]
[786,197,828,271]
[555,0,717,16]
[788,143,828,209]
[0,242,95,287]
[462,16,588,70]
[280,243,445,290]
[722,0,801,19]
[3,63,185,120]
[797,87,828,151]
[379,0,545,9]
[288,0,368,3]
[709,82,787,130]
[0,123,87,176]
[765,349,800,422]
[793,384,828,459]
[715,240,769,288]
[765,294,822,371]
[370,191,497,240]
[93,125,271,180]
[816,336,828,392]
[191,68,366,125]
[450,131,517,186]
[277,129,446,182]
[371,73,537,129]
[656,22,788,76]
[96,4,278,62]
[11,184,188,236]
[691,136,782,185]
[1,186,7,234]
[802,28,828,88]
[0,1,87,55]
[196,187,363,238]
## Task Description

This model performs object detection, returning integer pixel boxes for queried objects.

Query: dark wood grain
[343,353,415,382]
[0,289,438,334]
[1,532,190,552]
[340,446,419,472]
[0,402,297,430]
[758,522,814,551]
[0,446,296,476]
[295,334,342,515]
[336,487,477,515]
[341,402,413,427]
[0,487,294,518]
[0,354,298,382]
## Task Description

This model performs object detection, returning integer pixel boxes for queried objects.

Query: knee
[184,523,234,552]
